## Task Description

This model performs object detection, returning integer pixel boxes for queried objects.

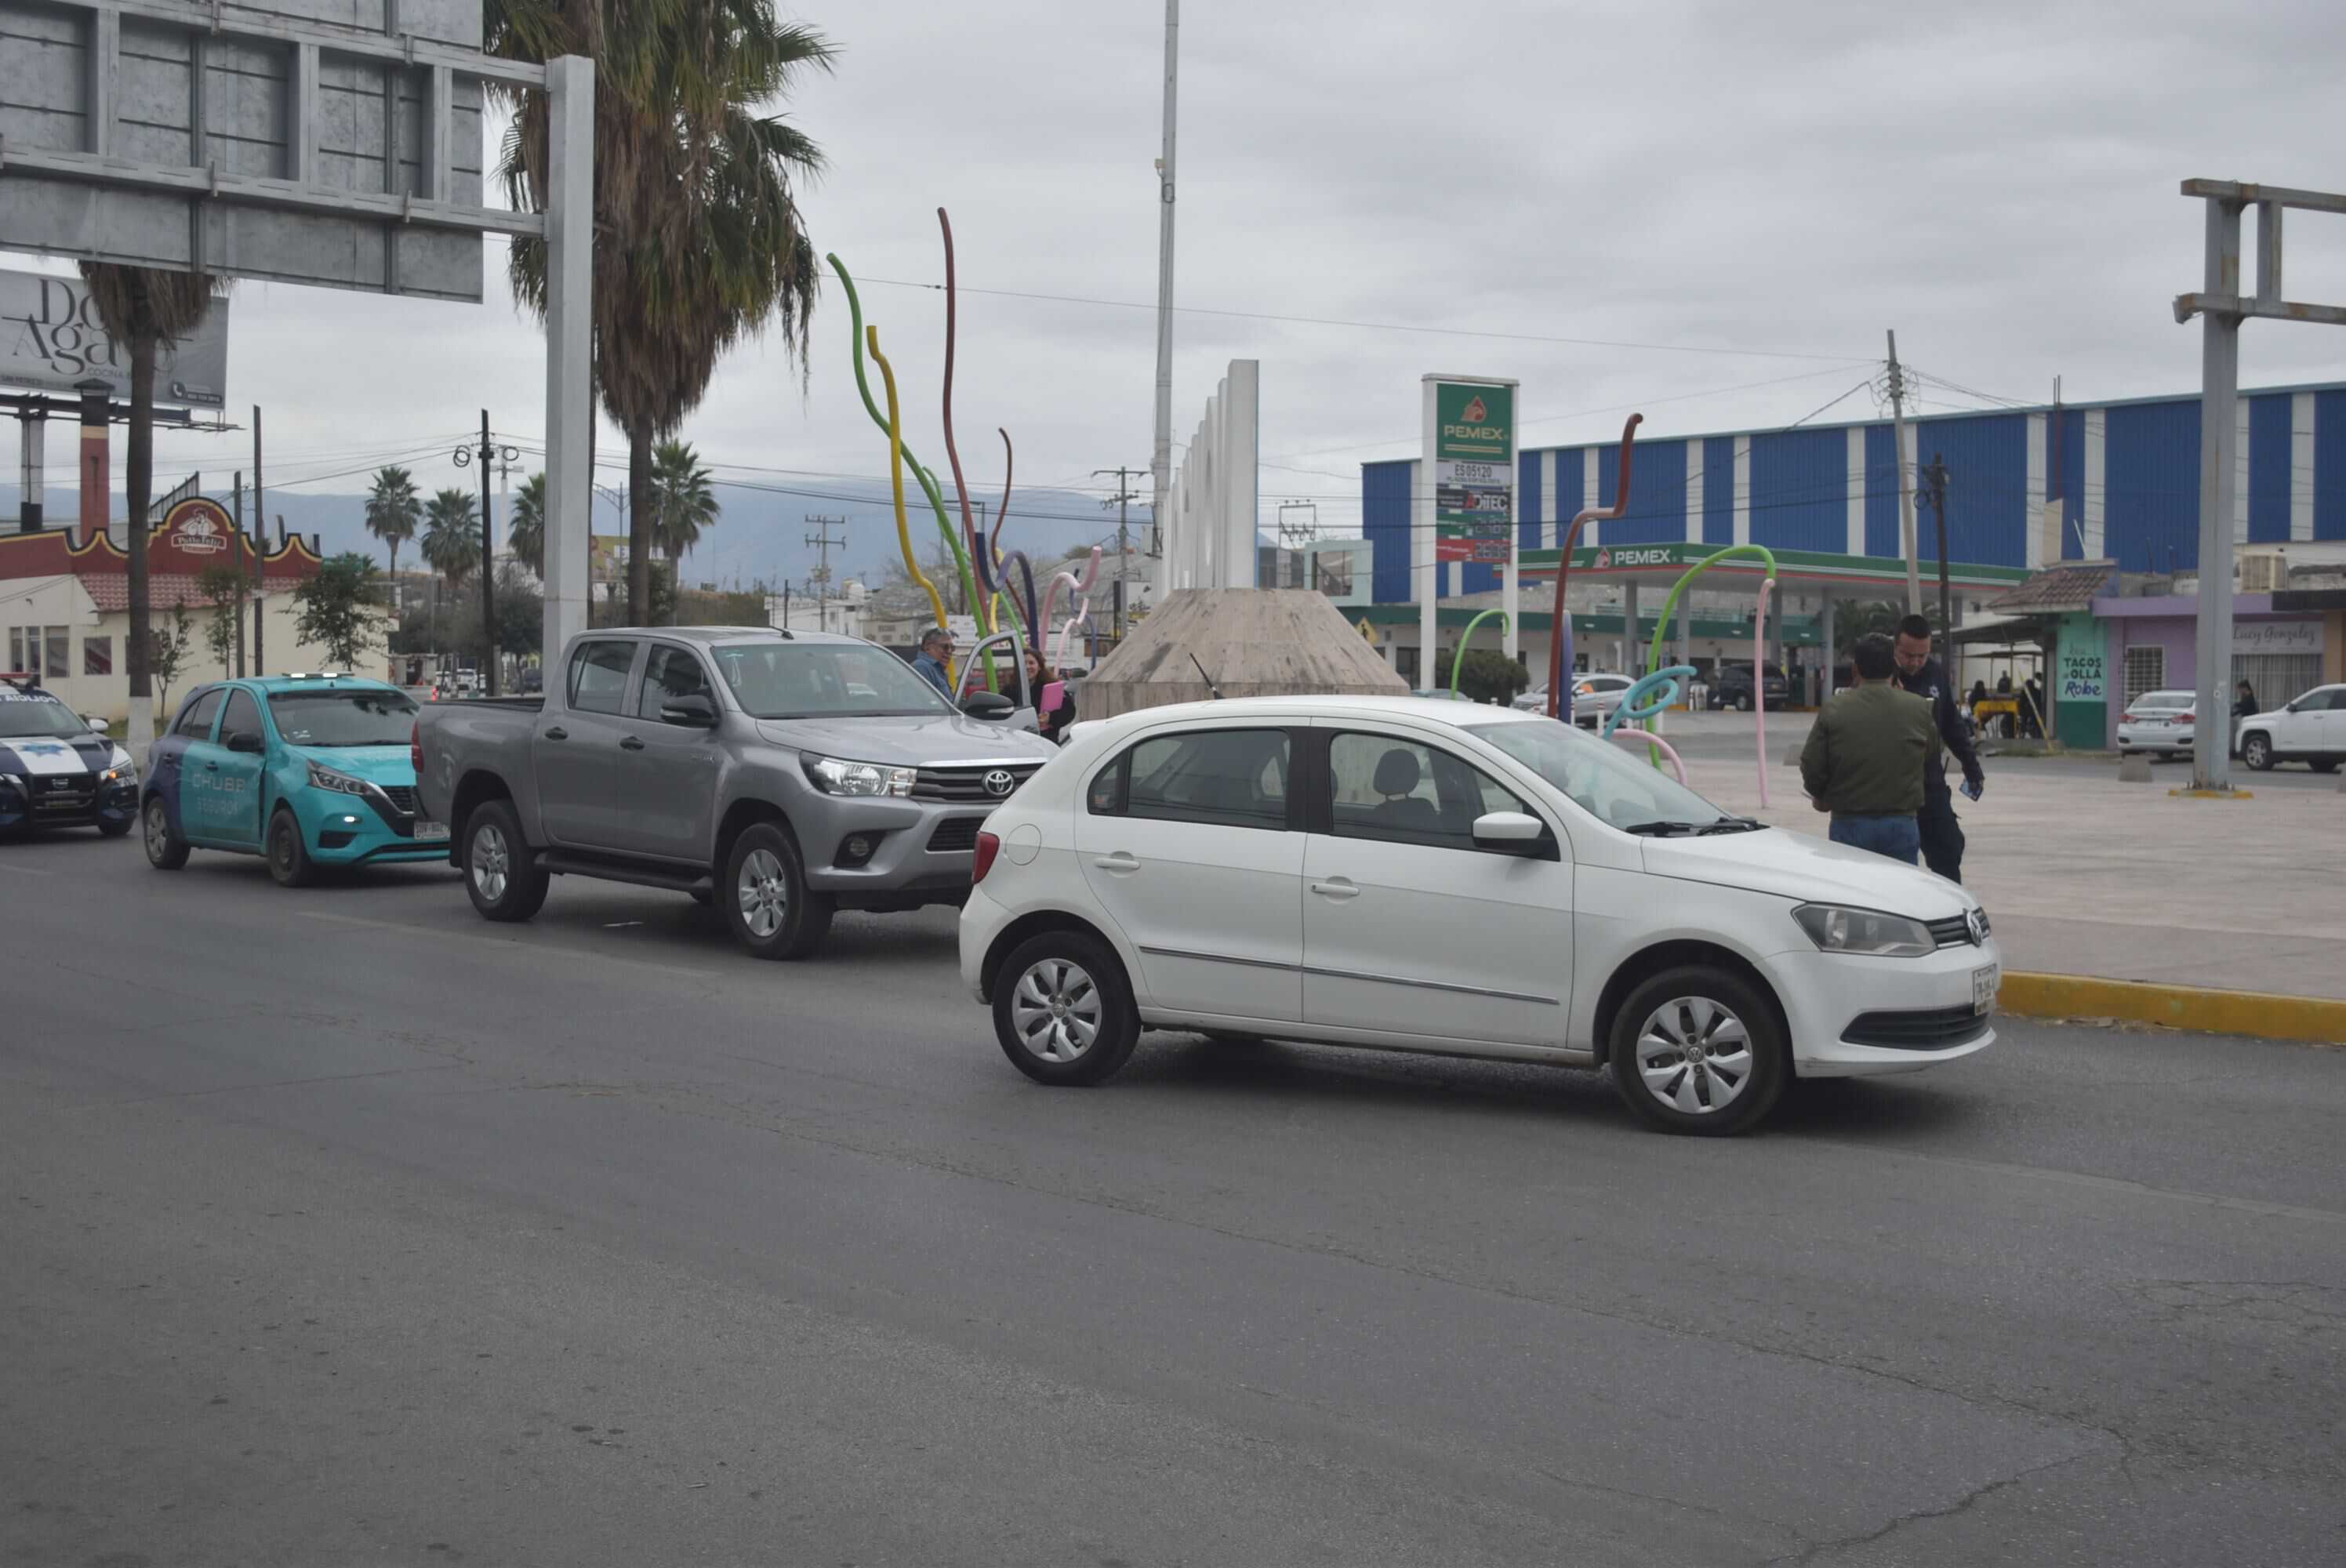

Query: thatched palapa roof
[1078,589,1409,720]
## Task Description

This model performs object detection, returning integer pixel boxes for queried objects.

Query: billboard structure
[1156,359,1258,596]
[1417,375,1518,670]
[0,0,594,721]
[2,266,227,405]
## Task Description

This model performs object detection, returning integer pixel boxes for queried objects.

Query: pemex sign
[1431,381,1514,564]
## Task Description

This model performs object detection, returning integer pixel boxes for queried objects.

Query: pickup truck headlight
[803,754,916,798]
[1792,903,1934,958]
[307,762,370,797]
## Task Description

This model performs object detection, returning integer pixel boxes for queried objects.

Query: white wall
[1157,360,1260,596]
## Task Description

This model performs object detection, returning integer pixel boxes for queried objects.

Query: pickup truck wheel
[142,796,189,869]
[1607,965,1787,1137]
[463,800,548,921]
[267,807,318,888]
[724,822,833,959]
[2241,731,2275,771]
[994,931,1140,1086]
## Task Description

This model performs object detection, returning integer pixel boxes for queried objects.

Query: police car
[143,673,448,885]
[0,674,139,839]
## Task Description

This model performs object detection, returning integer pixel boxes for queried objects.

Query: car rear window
[2137,692,2195,710]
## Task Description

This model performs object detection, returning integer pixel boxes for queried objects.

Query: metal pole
[252,405,265,676]
[1149,0,1178,564]
[2191,196,2242,792]
[478,409,498,696]
[1887,330,1921,612]
[231,470,245,676]
[540,55,595,667]
[1930,454,1952,639]
[17,410,42,532]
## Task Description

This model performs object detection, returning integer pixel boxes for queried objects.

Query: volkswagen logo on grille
[1966,907,1989,945]
[982,768,1016,798]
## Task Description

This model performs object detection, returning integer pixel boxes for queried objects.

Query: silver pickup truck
[413,626,1058,958]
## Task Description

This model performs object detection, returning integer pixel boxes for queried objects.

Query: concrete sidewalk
[1632,712,2346,1004]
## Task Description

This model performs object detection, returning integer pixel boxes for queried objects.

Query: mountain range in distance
[2,478,1155,593]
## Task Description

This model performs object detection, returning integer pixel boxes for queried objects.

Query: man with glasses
[912,627,955,698]
[1891,612,1985,883]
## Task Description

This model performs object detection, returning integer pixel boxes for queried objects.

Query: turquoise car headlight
[307,762,370,797]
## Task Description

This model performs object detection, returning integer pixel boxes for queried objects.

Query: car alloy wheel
[1633,995,1755,1116]
[2242,734,2273,771]
[739,846,790,938]
[144,801,169,859]
[471,820,510,902]
[1009,956,1103,1063]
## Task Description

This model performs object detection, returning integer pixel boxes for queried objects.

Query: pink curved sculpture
[1607,726,1689,786]
[1055,611,1091,670]
[1753,578,1774,809]
[1039,546,1101,648]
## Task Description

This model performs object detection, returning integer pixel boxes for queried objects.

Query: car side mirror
[660,692,718,727]
[227,731,265,755]
[1473,811,1550,856]
[83,714,111,735]
[961,690,1015,721]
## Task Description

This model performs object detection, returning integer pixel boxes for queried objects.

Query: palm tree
[77,264,226,754]
[492,0,833,625]
[648,440,720,620]
[507,472,547,579]
[421,488,482,630]
[365,465,422,612]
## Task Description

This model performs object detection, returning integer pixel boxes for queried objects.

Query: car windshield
[712,642,953,720]
[1466,718,1748,834]
[267,688,419,746]
[0,695,89,739]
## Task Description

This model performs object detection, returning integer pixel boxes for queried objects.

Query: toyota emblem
[982,768,1016,798]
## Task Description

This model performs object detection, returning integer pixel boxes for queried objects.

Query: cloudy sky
[20,0,2346,545]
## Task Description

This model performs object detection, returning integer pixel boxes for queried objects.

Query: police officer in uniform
[1890,613,1985,883]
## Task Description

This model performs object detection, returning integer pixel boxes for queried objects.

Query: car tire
[267,806,318,888]
[1607,965,1788,1137]
[141,795,189,869]
[722,822,833,960]
[2241,731,2275,771]
[994,929,1141,1087]
[1738,694,1754,713]
[463,799,549,921]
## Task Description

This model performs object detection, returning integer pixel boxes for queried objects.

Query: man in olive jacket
[1800,633,1941,866]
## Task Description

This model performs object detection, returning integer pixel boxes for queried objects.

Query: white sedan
[960,695,1998,1136]
[2116,690,2197,758]
[1512,672,1635,728]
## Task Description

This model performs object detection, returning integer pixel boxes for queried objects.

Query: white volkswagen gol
[960,696,1998,1136]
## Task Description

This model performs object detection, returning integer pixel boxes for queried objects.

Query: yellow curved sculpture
[869,326,953,683]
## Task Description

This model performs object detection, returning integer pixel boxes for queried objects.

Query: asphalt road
[4,831,2341,1566]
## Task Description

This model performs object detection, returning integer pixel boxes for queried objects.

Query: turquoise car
[142,673,449,885]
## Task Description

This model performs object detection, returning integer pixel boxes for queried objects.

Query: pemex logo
[1595,549,1611,570]
[1461,394,1488,425]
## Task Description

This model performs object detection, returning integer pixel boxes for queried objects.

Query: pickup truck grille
[910,762,1041,803]
[30,772,96,813]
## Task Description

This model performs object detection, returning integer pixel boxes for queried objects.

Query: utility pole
[1095,465,1145,641]
[251,405,265,677]
[231,470,246,677]
[804,514,847,633]
[1149,0,1179,563]
[1885,332,1921,612]
[1924,454,1952,638]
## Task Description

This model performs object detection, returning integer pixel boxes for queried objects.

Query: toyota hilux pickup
[413,626,1056,958]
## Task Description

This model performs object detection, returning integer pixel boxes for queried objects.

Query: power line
[852,274,1879,365]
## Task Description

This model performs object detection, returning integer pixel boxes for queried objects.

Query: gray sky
[26,0,2346,534]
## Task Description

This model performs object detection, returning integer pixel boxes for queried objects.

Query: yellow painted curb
[2166,786,2254,799]
[1999,971,2346,1044]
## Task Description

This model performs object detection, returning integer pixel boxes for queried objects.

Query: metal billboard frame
[0,0,594,693]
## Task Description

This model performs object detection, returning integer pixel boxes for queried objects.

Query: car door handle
[619,735,646,751]
[1093,852,1140,873]
[1310,878,1360,900]
[543,726,568,741]
[204,760,219,771]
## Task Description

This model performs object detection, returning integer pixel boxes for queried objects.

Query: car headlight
[1792,903,1935,958]
[102,766,136,784]
[802,754,916,798]
[307,762,370,797]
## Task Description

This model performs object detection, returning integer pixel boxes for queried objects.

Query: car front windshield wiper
[1618,819,1701,837]
[1696,816,1767,834]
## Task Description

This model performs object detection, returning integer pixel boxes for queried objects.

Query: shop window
[42,628,67,680]
[82,636,113,676]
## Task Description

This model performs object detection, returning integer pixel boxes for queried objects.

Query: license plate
[1972,964,1999,1015]
[413,819,450,843]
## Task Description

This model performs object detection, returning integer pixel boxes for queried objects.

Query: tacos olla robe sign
[1431,381,1516,564]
